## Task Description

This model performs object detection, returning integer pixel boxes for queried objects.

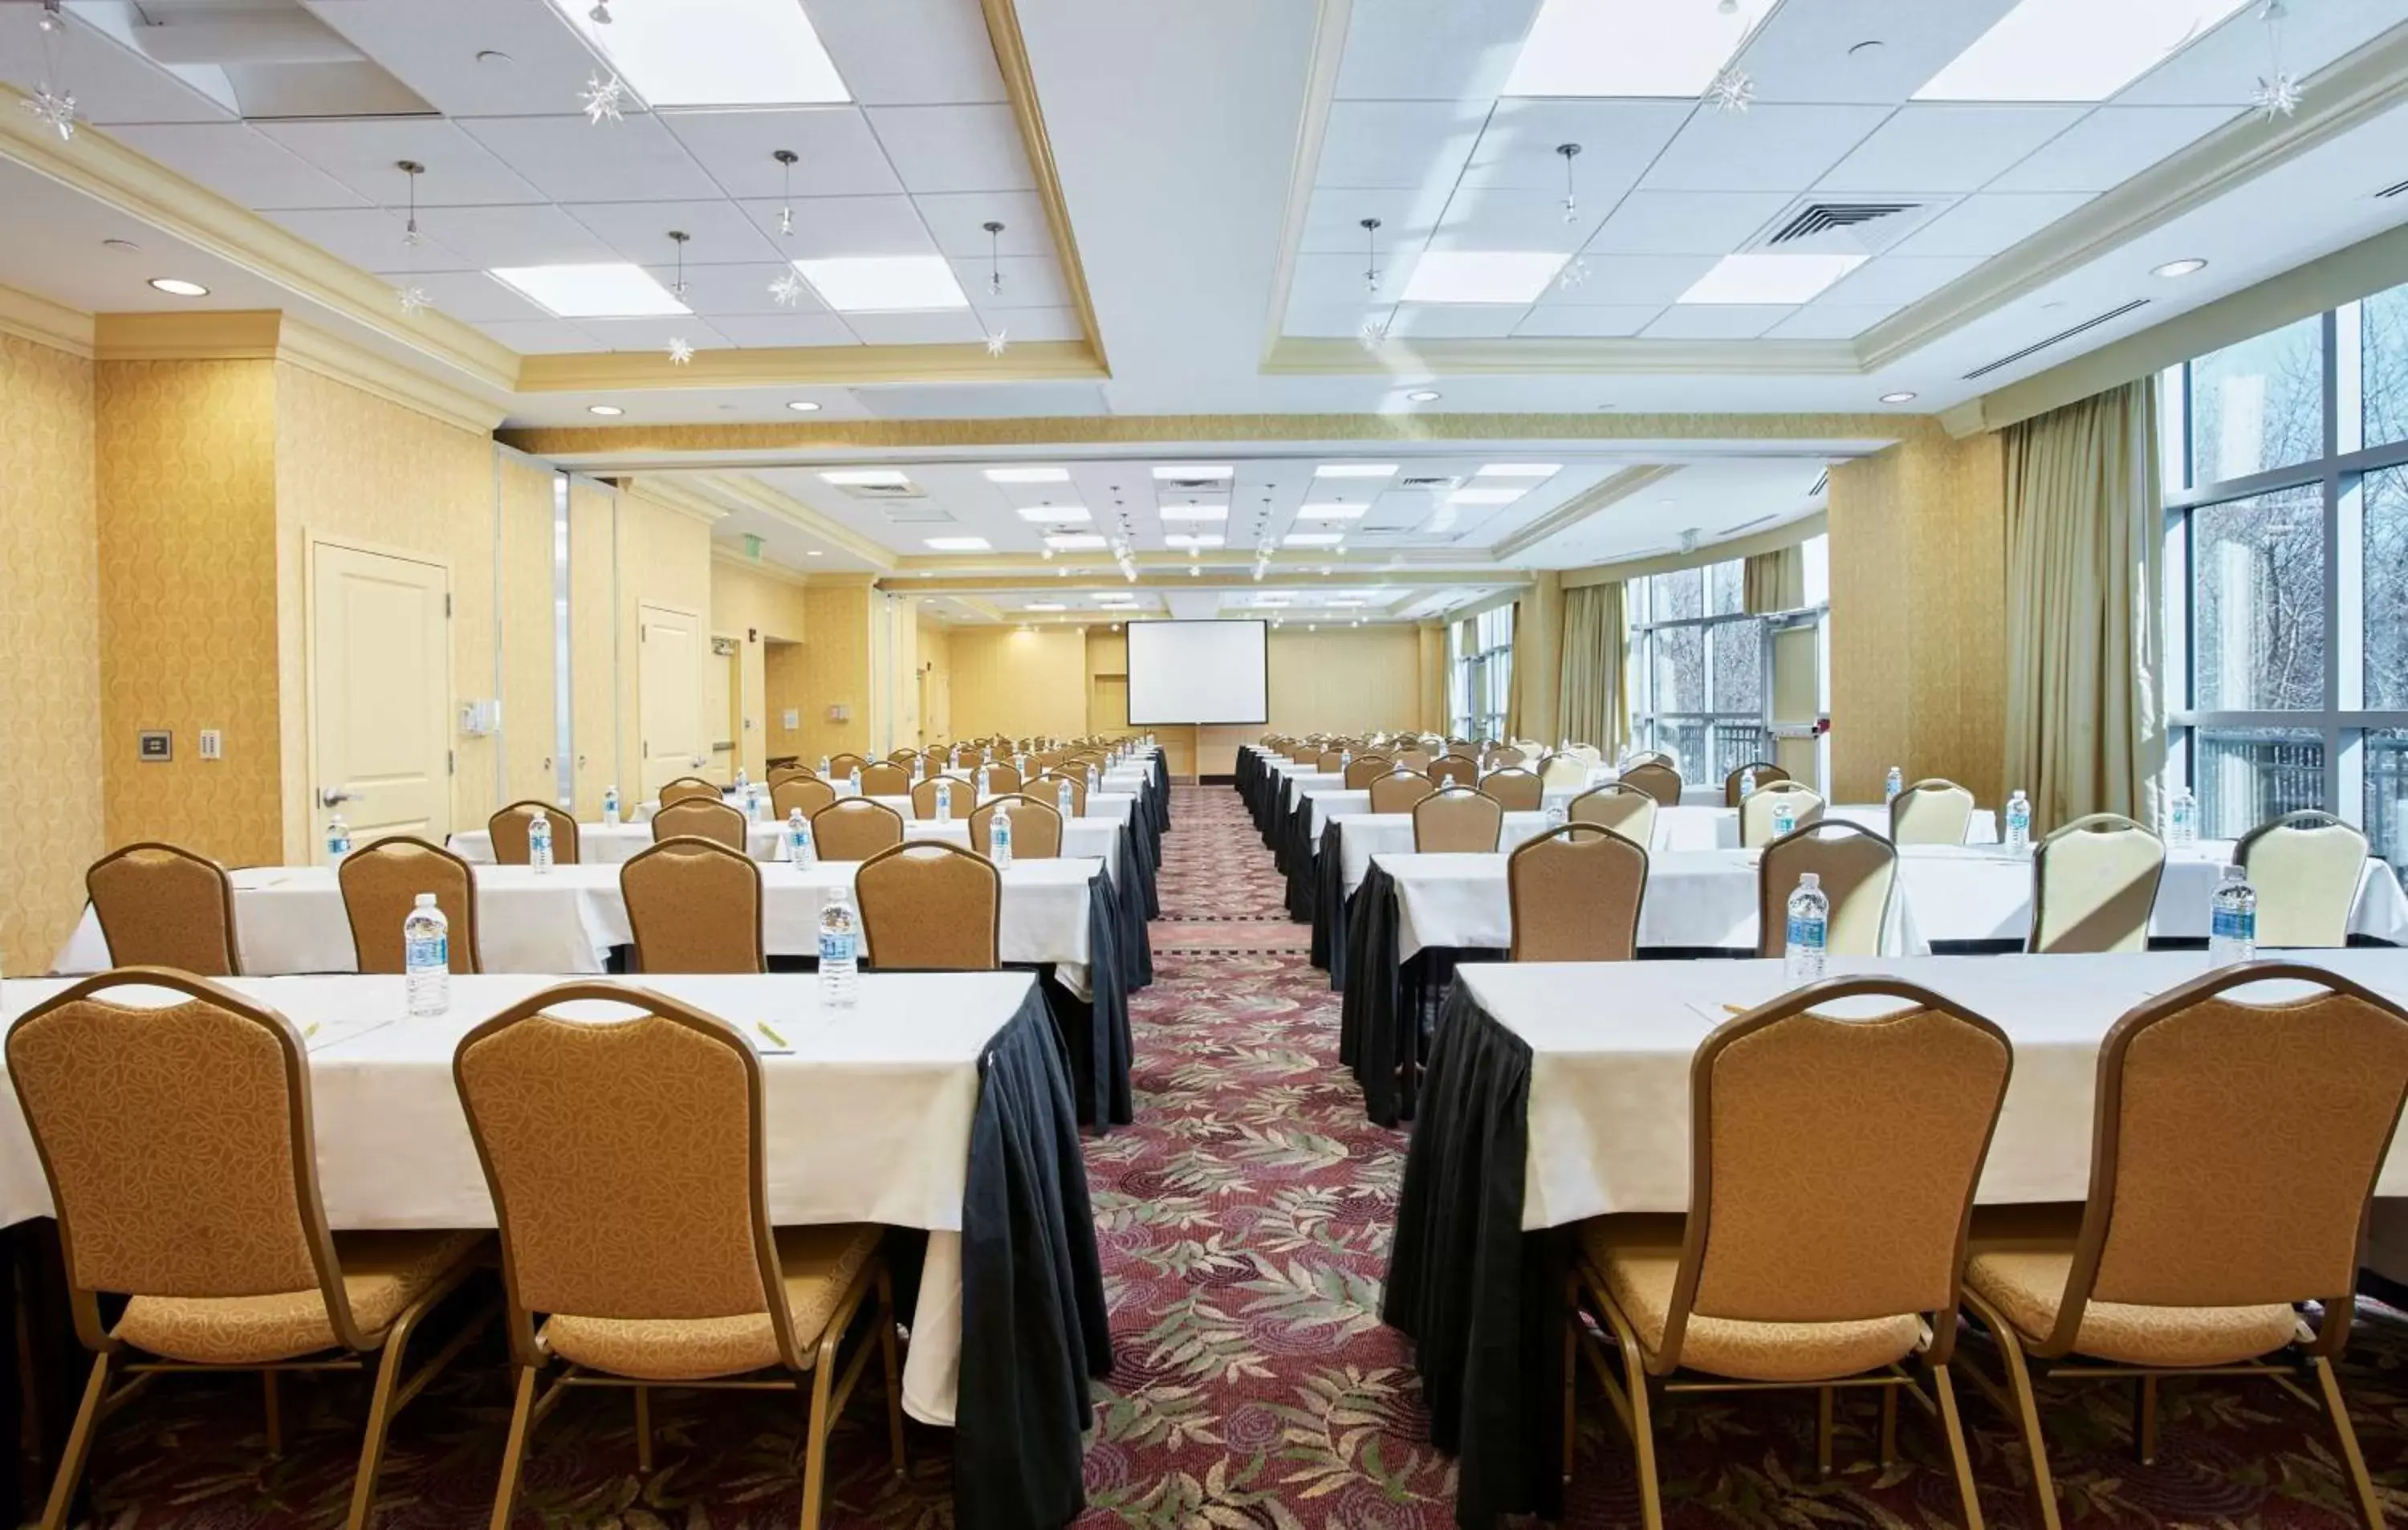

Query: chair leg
[39,1351,115,1530]
[634,1386,653,1474]
[1931,1364,1985,1530]
[262,1369,283,1459]
[2312,1355,2386,1530]
[1983,1313,2063,1530]
[1815,1386,1835,1477]
[488,1365,539,1530]
[875,1268,905,1479]
[345,1333,413,1530]
[799,1355,839,1530]
[1593,1304,1664,1530]
[2133,1375,2158,1466]
[1561,1268,1580,1486]
[1879,1383,1898,1469]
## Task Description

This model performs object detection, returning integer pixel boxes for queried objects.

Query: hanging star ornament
[579,72,628,125]
[1705,68,1755,112]
[1557,256,1591,292]
[767,271,806,308]
[396,283,431,318]
[22,83,76,142]
[983,329,1011,357]
[2251,70,2302,120]
[1357,315,1390,352]
[666,336,695,366]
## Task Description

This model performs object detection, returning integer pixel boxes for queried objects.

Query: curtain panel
[1503,600,1525,741]
[1743,546,1804,614]
[1556,583,1626,754]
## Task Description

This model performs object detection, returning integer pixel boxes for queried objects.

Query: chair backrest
[2030,814,2166,954]
[771,775,836,820]
[1739,782,1826,848]
[810,798,905,861]
[1649,978,2011,1373]
[1484,746,1526,769]
[651,796,747,852]
[970,794,1062,859]
[1413,788,1505,853]
[1029,771,1088,814]
[767,764,814,787]
[620,837,763,973]
[827,752,868,779]
[1624,750,1672,768]
[1536,752,1591,791]
[1508,825,1648,962]
[1481,767,1544,812]
[1567,743,1605,764]
[858,760,912,796]
[888,748,919,764]
[1369,771,1438,814]
[7,970,365,1347]
[1427,754,1479,789]
[1568,783,1658,848]
[2237,811,2368,948]
[1722,762,1788,807]
[454,984,797,1369]
[1343,755,1391,789]
[1312,749,1344,771]
[85,843,241,976]
[985,763,1024,794]
[2036,965,2408,1357]
[487,800,581,866]
[856,842,1002,970]
[340,836,479,974]
[1890,779,1977,846]
[1755,821,1897,958]
[910,773,974,818]
[1621,760,1683,807]
[657,776,720,808]
[1394,747,1433,774]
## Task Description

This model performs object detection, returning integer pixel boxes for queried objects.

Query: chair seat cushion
[113,1229,484,1365]
[1580,1219,1922,1383]
[1965,1248,2299,1367]
[541,1223,881,1382]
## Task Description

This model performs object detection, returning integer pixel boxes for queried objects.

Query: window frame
[1450,604,1514,741]
[1629,557,1780,780]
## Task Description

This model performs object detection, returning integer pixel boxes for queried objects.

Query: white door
[706,637,738,784]
[311,541,451,853]
[638,603,702,798]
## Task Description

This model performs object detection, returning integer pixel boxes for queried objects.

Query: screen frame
[1124,617,1271,726]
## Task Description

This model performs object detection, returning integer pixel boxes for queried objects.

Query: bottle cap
[1798,873,1820,889]
[414,892,437,905]
[2223,863,2247,880]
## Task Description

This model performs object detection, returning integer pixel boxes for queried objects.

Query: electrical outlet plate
[198,729,222,759]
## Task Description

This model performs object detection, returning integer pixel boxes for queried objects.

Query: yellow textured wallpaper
[0,333,104,974]
[496,451,558,808]
[612,488,713,796]
[946,627,1090,740]
[915,621,950,747]
[799,584,872,761]
[1267,628,1426,737]
[567,478,617,816]
[709,559,807,779]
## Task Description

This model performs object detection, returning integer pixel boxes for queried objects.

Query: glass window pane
[2367,730,2408,892]
[1712,618,1763,713]
[2193,726,2325,840]
[2189,315,2323,485]
[2190,486,2325,710]
[1801,535,1829,607]
[1654,568,1702,621]
[1655,625,1705,713]
[1710,720,1769,782]
[2364,283,2408,449]
[1709,560,1744,616]
[2368,467,2408,709]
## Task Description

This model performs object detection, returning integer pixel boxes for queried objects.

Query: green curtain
[1556,583,1627,752]
[2004,377,2165,832]
[1743,546,1804,614]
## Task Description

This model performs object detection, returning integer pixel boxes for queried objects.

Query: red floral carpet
[44,782,2408,1528]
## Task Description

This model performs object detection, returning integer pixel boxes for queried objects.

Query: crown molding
[93,308,281,359]
[275,319,510,435]
[1489,463,1681,562]
[980,0,1109,376]
[1559,508,1827,589]
[685,472,901,572]
[880,565,1527,593]
[0,282,94,357]
[514,338,1102,393]
[617,474,734,526]
[1265,334,1863,376]
[87,311,509,433]
[710,545,813,588]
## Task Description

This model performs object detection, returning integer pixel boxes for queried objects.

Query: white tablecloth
[1460,949,2408,1230]
[1306,786,1584,838]
[0,968,1044,1424]
[1652,803,2002,852]
[449,817,1122,873]
[1337,812,1562,893]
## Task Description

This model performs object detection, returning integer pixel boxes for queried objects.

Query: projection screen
[1125,619,1269,725]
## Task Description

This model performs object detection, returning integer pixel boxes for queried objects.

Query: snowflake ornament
[396,283,432,318]
[2251,71,2303,120]
[983,329,1011,357]
[767,271,807,308]
[1357,315,1390,352]
[1557,257,1591,292]
[579,72,627,125]
[1705,68,1755,112]
[665,336,695,366]
[22,83,76,142]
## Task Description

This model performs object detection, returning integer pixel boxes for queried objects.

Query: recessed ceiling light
[1406,389,1442,403]
[1880,390,1918,404]
[2153,258,2209,279]
[1152,464,1232,480]
[1477,463,1562,478]
[586,404,624,416]
[490,263,688,318]
[791,256,968,312]
[984,466,1073,483]
[1025,603,1066,612]
[547,0,849,107]
[1448,487,1527,506]
[1678,253,1865,304]
[1315,463,1397,479]
[923,536,990,552]
[1015,506,1091,523]
[804,550,823,557]
[1047,532,1108,550]
[1401,250,1568,304]
[1296,503,1368,519]
[820,468,911,487]
[786,400,821,412]
[1503,0,1777,96]
[147,277,209,297]
[1158,505,1229,521]
[1915,0,2251,103]
[1284,531,1346,547]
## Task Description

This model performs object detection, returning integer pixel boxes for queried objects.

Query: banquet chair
[1413,789,1505,853]
[1485,746,1527,769]
[858,761,912,796]
[1032,771,1088,814]
[911,774,976,818]
[340,836,479,974]
[1508,824,1646,962]
[811,799,905,861]
[652,797,748,853]
[2028,815,2164,954]
[772,776,837,820]
[887,748,919,764]
[985,763,1025,794]
[1621,761,1684,808]
[1481,767,1544,812]
[1370,771,1438,814]
[10,970,487,1530]
[970,794,1063,859]
[1959,964,2408,1530]
[828,752,869,780]
[1538,752,1592,792]
[1623,751,1674,769]
[1344,755,1392,789]
[1756,822,1897,958]
[1571,783,1658,850]
[1567,977,2008,1530]
[84,841,241,975]
[454,985,901,1530]
[768,764,815,787]
[487,801,581,866]
[621,838,763,973]
[1739,782,1826,848]
[1316,749,1347,771]
[1568,743,1605,765]
[658,777,720,808]
[1032,749,1066,771]
[1722,761,1788,807]
[1891,779,1978,846]
[2236,811,2368,948]
[856,842,1002,970]
[1428,754,1480,789]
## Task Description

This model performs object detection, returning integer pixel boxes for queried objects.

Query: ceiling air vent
[1963,299,2150,380]
[1808,469,1830,498]
[2378,177,2408,199]
[1397,475,1458,490]
[833,479,924,500]
[1768,203,1917,245]
[1160,477,1223,493]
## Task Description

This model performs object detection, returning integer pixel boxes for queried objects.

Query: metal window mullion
[2337,724,2364,825]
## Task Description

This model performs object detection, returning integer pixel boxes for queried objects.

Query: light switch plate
[198,729,222,760]
[782,709,799,730]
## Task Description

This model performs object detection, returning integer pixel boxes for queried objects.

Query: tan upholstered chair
[772,775,837,820]
[970,794,1062,859]
[985,763,1024,794]
[1891,779,1977,846]
[1427,754,1479,789]
[910,773,974,819]
[856,842,1002,970]
[1484,746,1527,769]
[1723,761,1788,807]
[487,800,581,866]
[1413,788,1505,853]
[1621,760,1683,808]
[1314,748,1346,771]
[810,799,905,861]
[454,985,901,1530]
[1568,978,2008,1530]
[1030,771,1088,815]
[10,970,485,1530]
[339,836,479,975]
[887,748,918,764]
[1961,965,2408,1530]
[1481,767,1544,812]
[1568,743,1605,765]
[1369,771,1438,815]
[85,842,241,975]
[2237,811,2368,948]
[1509,825,1647,962]
[1537,752,1592,792]
[1757,822,1897,958]
[1569,783,1658,849]
[1394,747,1434,774]
[621,838,763,973]
[857,760,911,796]
[652,796,748,853]
[767,764,815,788]
[1343,755,1392,789]
[1739,782,1826,849]
[1623,750,1673,768]
[658,776,720,808]
[2028,814,2165,954]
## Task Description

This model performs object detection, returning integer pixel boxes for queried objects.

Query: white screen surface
[1126,620,1269,725]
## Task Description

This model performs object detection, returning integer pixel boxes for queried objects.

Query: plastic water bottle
[747,785,767,823]
[601,785,621,827]
[403,893,449,1016]
[527,812,553,873]
[1885,766,1904,803]
[935,778,954,822]
[1771,796,1797,838]
[734,767,748,791]
[1784,873,1828,982]
[848,766,862,796]
[1086,763,1100,795]
[1056,778,1076,819]
[818,885,859,1006]
[976,763,991,799]
[326,813,352,865]
[1340,746,1352,774]
[786,808,815,866]
[2168,786,2198,848]
[2210,865,2257,965]
[1544,800,1567,829]
[818,755,831,778]
[990,803,1015,869]
[1739,765,1759,800]
[2006,790,2032,852]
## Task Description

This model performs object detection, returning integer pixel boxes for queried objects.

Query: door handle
[318,786,356,808]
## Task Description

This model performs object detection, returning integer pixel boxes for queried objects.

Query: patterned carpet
[43,782,2408,1528]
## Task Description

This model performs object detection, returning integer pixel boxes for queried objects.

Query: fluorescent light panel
[549,0,850,107]
[922,537,990,551]
[792,256,968,312]
[1015,506,1090,523]
[1916,0,2251,102]
[1315,463,1397,478]
[1401,250,1568,304]
[1502,0,1778,96]
[489,262,689,318]
[1046,532,1107,550]
[1678,253,1865,304]
[1152,464,1231,480]
[1024,603,1066,612]
[820,469,911,486]
[984,466,1072,482]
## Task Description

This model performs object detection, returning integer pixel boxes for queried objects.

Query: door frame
[301,531,454,847]
[636,599,705,791]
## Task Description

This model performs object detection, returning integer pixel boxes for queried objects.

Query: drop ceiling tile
[843,310,989,344]
[266,206,464,273]
[471,318,608,355]
[1302,187,1450,254]
[1457,100,1692,193]
[658,108,905,197]
[1763,302,1901,339]
[1586,191,1791,254]
[734,194,938,257]
[458,114,722,202]
[913,190,1054,257]
[1429,188,1605,254]
[863,104,1033,193]
[1641,305,1792,340]
[1816,254,1981,305]
[1389,305,1527,339]
[1889,192,2094,258]
[803,0,1010,104]
[247,118,542,209]
[298,0,608,118]
[1317,100,1486,189]
[1511,305,1670,338]
[947,256,1068,309]
[1817,105,2085,193]
[390,270,557,323]
[1640,104,1893,193]
[567,200,785,266]
[1987,105,2243,193]
[970,306,1084,343]
[106,124,367,210]
[409,203,620,268]
[1332,0,1541,102]
[1291,249,1422,307]
[1532,253,1719,307]
[643,262,829,316]
[577,317,732,352]
[707,313,863,347]
[1741,0,2015,105]
[2118,0,2399,107]
[1282,302,1396,338]
[0,13,236,124]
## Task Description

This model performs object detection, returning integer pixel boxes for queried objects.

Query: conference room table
[0,969,1108,1530]
[1381,947,2408,1528]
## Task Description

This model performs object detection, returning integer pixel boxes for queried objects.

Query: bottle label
[1785,914,1824,950]
[2211,906,2254,942]
[820,930,856,965]
[405,934,446,970]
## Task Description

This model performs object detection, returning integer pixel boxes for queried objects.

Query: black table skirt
[1028,868,1137,1129]
[1279,798,1320,922]
[1381,981,1567,1529]
[1336,862,1502,1126]
[1312,820,1348,974]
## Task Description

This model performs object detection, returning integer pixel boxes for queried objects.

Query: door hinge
[444,593,453,618]
[448,749,456,775]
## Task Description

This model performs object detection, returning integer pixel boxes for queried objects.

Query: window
[1449,604,1514,741]
[1628,552,1794,782]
